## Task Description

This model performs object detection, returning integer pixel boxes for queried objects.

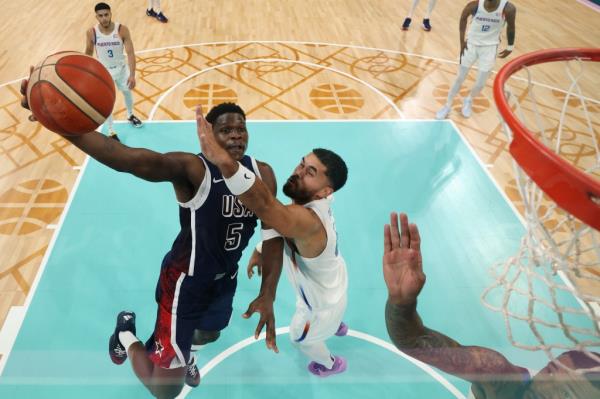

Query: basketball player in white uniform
[197,106,349,376]
[436,0,516,119]
[85,2,143,141]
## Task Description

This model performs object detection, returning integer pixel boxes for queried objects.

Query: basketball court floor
[0,1,598,398]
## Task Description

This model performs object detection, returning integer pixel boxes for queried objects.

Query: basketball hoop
[482,48,600,373]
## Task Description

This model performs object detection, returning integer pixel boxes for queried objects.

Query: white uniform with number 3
[460,0,508,72]
[94,22,130,91]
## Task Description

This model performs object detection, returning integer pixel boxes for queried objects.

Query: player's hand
[20,66,37,121]
[127,75,136,90]
[196,105,233,168]
[383,212,425,305]
[242,295,278,353]
[498,49,512,59]
[460,41,468,57]
[247,249,263,279]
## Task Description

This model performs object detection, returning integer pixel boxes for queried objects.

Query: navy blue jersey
[161,154,260,278]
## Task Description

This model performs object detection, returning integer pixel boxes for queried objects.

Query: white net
[482,53,600,373]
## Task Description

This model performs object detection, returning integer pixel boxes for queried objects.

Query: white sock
[298,341,334,368]
[153,0,161,13]
[148,0,153,10]
[469,70,491,98]
[118,331,140,352]
[407,0,419,18]
[446,66,470,107]
[106,114,114,131]
[123,90,134,118]
[425,0,437,18]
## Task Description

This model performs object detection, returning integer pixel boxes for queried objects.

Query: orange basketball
[26,51,115,136]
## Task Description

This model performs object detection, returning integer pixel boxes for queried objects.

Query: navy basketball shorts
[145,266,238,369]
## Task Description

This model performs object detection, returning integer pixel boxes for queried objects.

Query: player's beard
[283,175,312,204]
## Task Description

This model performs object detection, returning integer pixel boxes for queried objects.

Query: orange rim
[493,48,600,231]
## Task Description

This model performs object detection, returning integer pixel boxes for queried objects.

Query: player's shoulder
[504,2,517,14]
[464,1,479,15]
[255,159,274,173]
[254,159,277,189]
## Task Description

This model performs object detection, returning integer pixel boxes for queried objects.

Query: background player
[85,2,143,141]
[436,0,516,120]
[197,106,350,377]
[402,0,438,31]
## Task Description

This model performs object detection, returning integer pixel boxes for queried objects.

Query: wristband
[256,241,263,254]
[224,162,256,195]
[261,228,282,241]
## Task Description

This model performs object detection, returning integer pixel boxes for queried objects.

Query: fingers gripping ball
[26,51,116,136]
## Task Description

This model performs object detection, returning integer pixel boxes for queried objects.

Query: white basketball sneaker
[462,97,473,118]
[435,105,451,120]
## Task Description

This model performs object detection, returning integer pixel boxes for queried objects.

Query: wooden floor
[0,0,598,357]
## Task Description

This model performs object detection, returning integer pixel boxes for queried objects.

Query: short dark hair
[205,102,246,125]
[313,148,347,192]
[95,2,110,12]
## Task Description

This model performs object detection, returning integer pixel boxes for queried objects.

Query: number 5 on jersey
[225,223,244,251]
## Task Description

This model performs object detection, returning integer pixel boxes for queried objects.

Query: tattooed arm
[383,213,530,397]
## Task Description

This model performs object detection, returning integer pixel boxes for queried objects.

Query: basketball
[26,51,115,136]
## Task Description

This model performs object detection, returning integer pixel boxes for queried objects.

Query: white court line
[0,155,91,376]
[577,0,600,12]
[4,40,598,105]
[176,327,465,399]
[147,58,404,120]
[131,119,444,123]
[448,119,526,225]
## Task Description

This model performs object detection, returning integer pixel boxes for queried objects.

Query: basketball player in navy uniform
[19,73,283,397]
[436,0,516,120]
[85,3,143,141]
[197,107,350,377]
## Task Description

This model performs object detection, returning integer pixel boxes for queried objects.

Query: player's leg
[115,66,143,128]
[422,0,437,31]
[289,299,347,377]
[146,0,157,17]
[183,330,221,388]
[184,272,238,388]
[437,45,477,119]
[462,46,495,118]
[152,0,168,23]
[108,309,189,398]
[104,71,120,139]
[402,0,420,30]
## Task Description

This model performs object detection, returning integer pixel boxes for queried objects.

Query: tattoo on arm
[385,300,529,387]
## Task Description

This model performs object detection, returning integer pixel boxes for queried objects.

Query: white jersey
[467,0,508,46]
[283,197,348,310]
[93,23,126,69]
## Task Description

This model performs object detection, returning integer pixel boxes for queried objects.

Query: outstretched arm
[384,213,529,392]
[196,106,320,240]
[20,78,200,201]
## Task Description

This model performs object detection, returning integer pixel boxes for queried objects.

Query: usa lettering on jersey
[221,195,254,218]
